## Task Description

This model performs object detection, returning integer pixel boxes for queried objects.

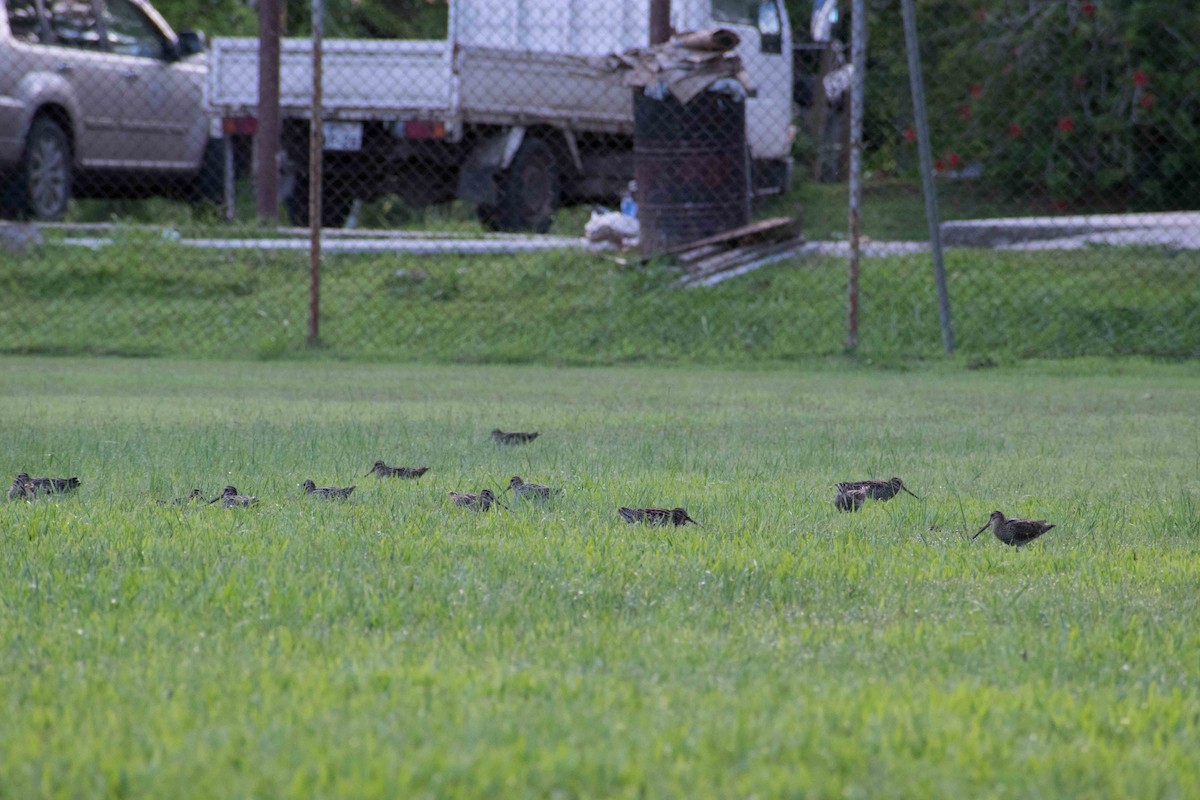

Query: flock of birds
[7,428,1057,547]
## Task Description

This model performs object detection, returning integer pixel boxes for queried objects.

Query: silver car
[0,0,217,219]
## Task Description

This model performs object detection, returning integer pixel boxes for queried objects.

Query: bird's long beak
[972,524,989,539]
[688,515,703,527]
[902,486,921,499]
[207,496,220,504]
[363,470,372,477]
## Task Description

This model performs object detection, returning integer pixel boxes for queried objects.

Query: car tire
[494,137,559,233]
[189,137,225,205]
[9,117,72,221]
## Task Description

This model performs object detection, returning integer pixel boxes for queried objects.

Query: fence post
[308,0,323,345]
[847,0,865,351]
[649,0,671,45]
[900,0,955,353]
[255,0,281,224]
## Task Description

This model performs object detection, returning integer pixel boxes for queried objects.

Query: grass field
[3,235,1197,362]
[2,355,1199,797]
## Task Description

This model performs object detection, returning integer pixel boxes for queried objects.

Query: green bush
[869,0,1200,210]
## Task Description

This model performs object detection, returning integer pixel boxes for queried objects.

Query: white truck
[207,0,794,230]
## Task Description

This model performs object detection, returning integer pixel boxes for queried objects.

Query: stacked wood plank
[647,217,803,286]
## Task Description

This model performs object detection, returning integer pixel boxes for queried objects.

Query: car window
[45,0,104,50]
[102,0,167,59]
[7,0,52,43]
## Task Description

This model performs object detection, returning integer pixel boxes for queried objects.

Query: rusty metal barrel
[634,87,750,255]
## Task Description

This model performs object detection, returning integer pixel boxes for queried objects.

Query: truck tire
[284,173,353,228]
[493,137,559,233]
[6,117,72,221]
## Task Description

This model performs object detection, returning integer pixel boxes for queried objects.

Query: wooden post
[254,0,281,224]
[649,0,670,45]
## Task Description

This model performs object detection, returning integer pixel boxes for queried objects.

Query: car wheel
[494,137,559,233]
[189,138,225,205]
[12,117,72,220]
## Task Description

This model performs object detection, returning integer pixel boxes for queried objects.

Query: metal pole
[649,0,671,45]
[847,0,865,351]
[900,0,955,353]
[255,0,281,224]
[308,0,323,345]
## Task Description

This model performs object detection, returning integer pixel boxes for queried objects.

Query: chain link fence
[1,0,1197,362]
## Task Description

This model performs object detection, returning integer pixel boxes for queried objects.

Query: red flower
[934,158,945,171]
[1008,123,1023,138]
[959,105,973,121]
[1054,199,1070,211]
[902,128,916,143]
[947,152,963,169]
[1071,74,1087,89]
[1081,2,1096,15]
[1139,92,1156,110]
[968,83,984,99]
[1133,70,1149,86]
[975,7,987,22]
[1057,116,1075,133]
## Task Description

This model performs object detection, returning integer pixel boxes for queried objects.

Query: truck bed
[206,37,633,136]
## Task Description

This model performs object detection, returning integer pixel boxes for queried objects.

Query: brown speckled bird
[448,488,501,511]
[973,510,1055,547]
[618,506,700,526]
[25,473,81,495]
[208,485,258,508]
[302,480,355,499]
[364,461,429,479]
[836,476,920,502]
[507,475,561,501]
[492,429,539,445]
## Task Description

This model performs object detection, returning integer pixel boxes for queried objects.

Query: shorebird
[973,510,1056,547]
[24,473,81,495]
[834,486,867,512]
[836,477,920,502]
[448,488,501,511]
[364,461,429,479]
[208,485,258,508]
[161,488,205,506]
[492,429,539,445]
[302,480,355,499]
[507,475,561,501]
[8,473,36,501]
[618,506,701,526]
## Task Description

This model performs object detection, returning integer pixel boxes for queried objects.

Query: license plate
[322,121,362,151]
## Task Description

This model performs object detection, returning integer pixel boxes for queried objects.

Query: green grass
[2,232,1197,361]
[1,356,1198,797]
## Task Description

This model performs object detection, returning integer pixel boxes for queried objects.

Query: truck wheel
[189,137,224,205]
[494,137,559,233]
[8,117,71,220]
[285,174,353,228]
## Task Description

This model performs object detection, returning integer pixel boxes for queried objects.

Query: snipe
[618,506,700,526]
[22,473,81,495]
[302,480,355,499]
[836,477,920,502]
[492,429,539,445]
[507,475,561,501]
[448,488,502,511]
[209,485,258,508]
[364,461,429,479]
[973,510,1055,547]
